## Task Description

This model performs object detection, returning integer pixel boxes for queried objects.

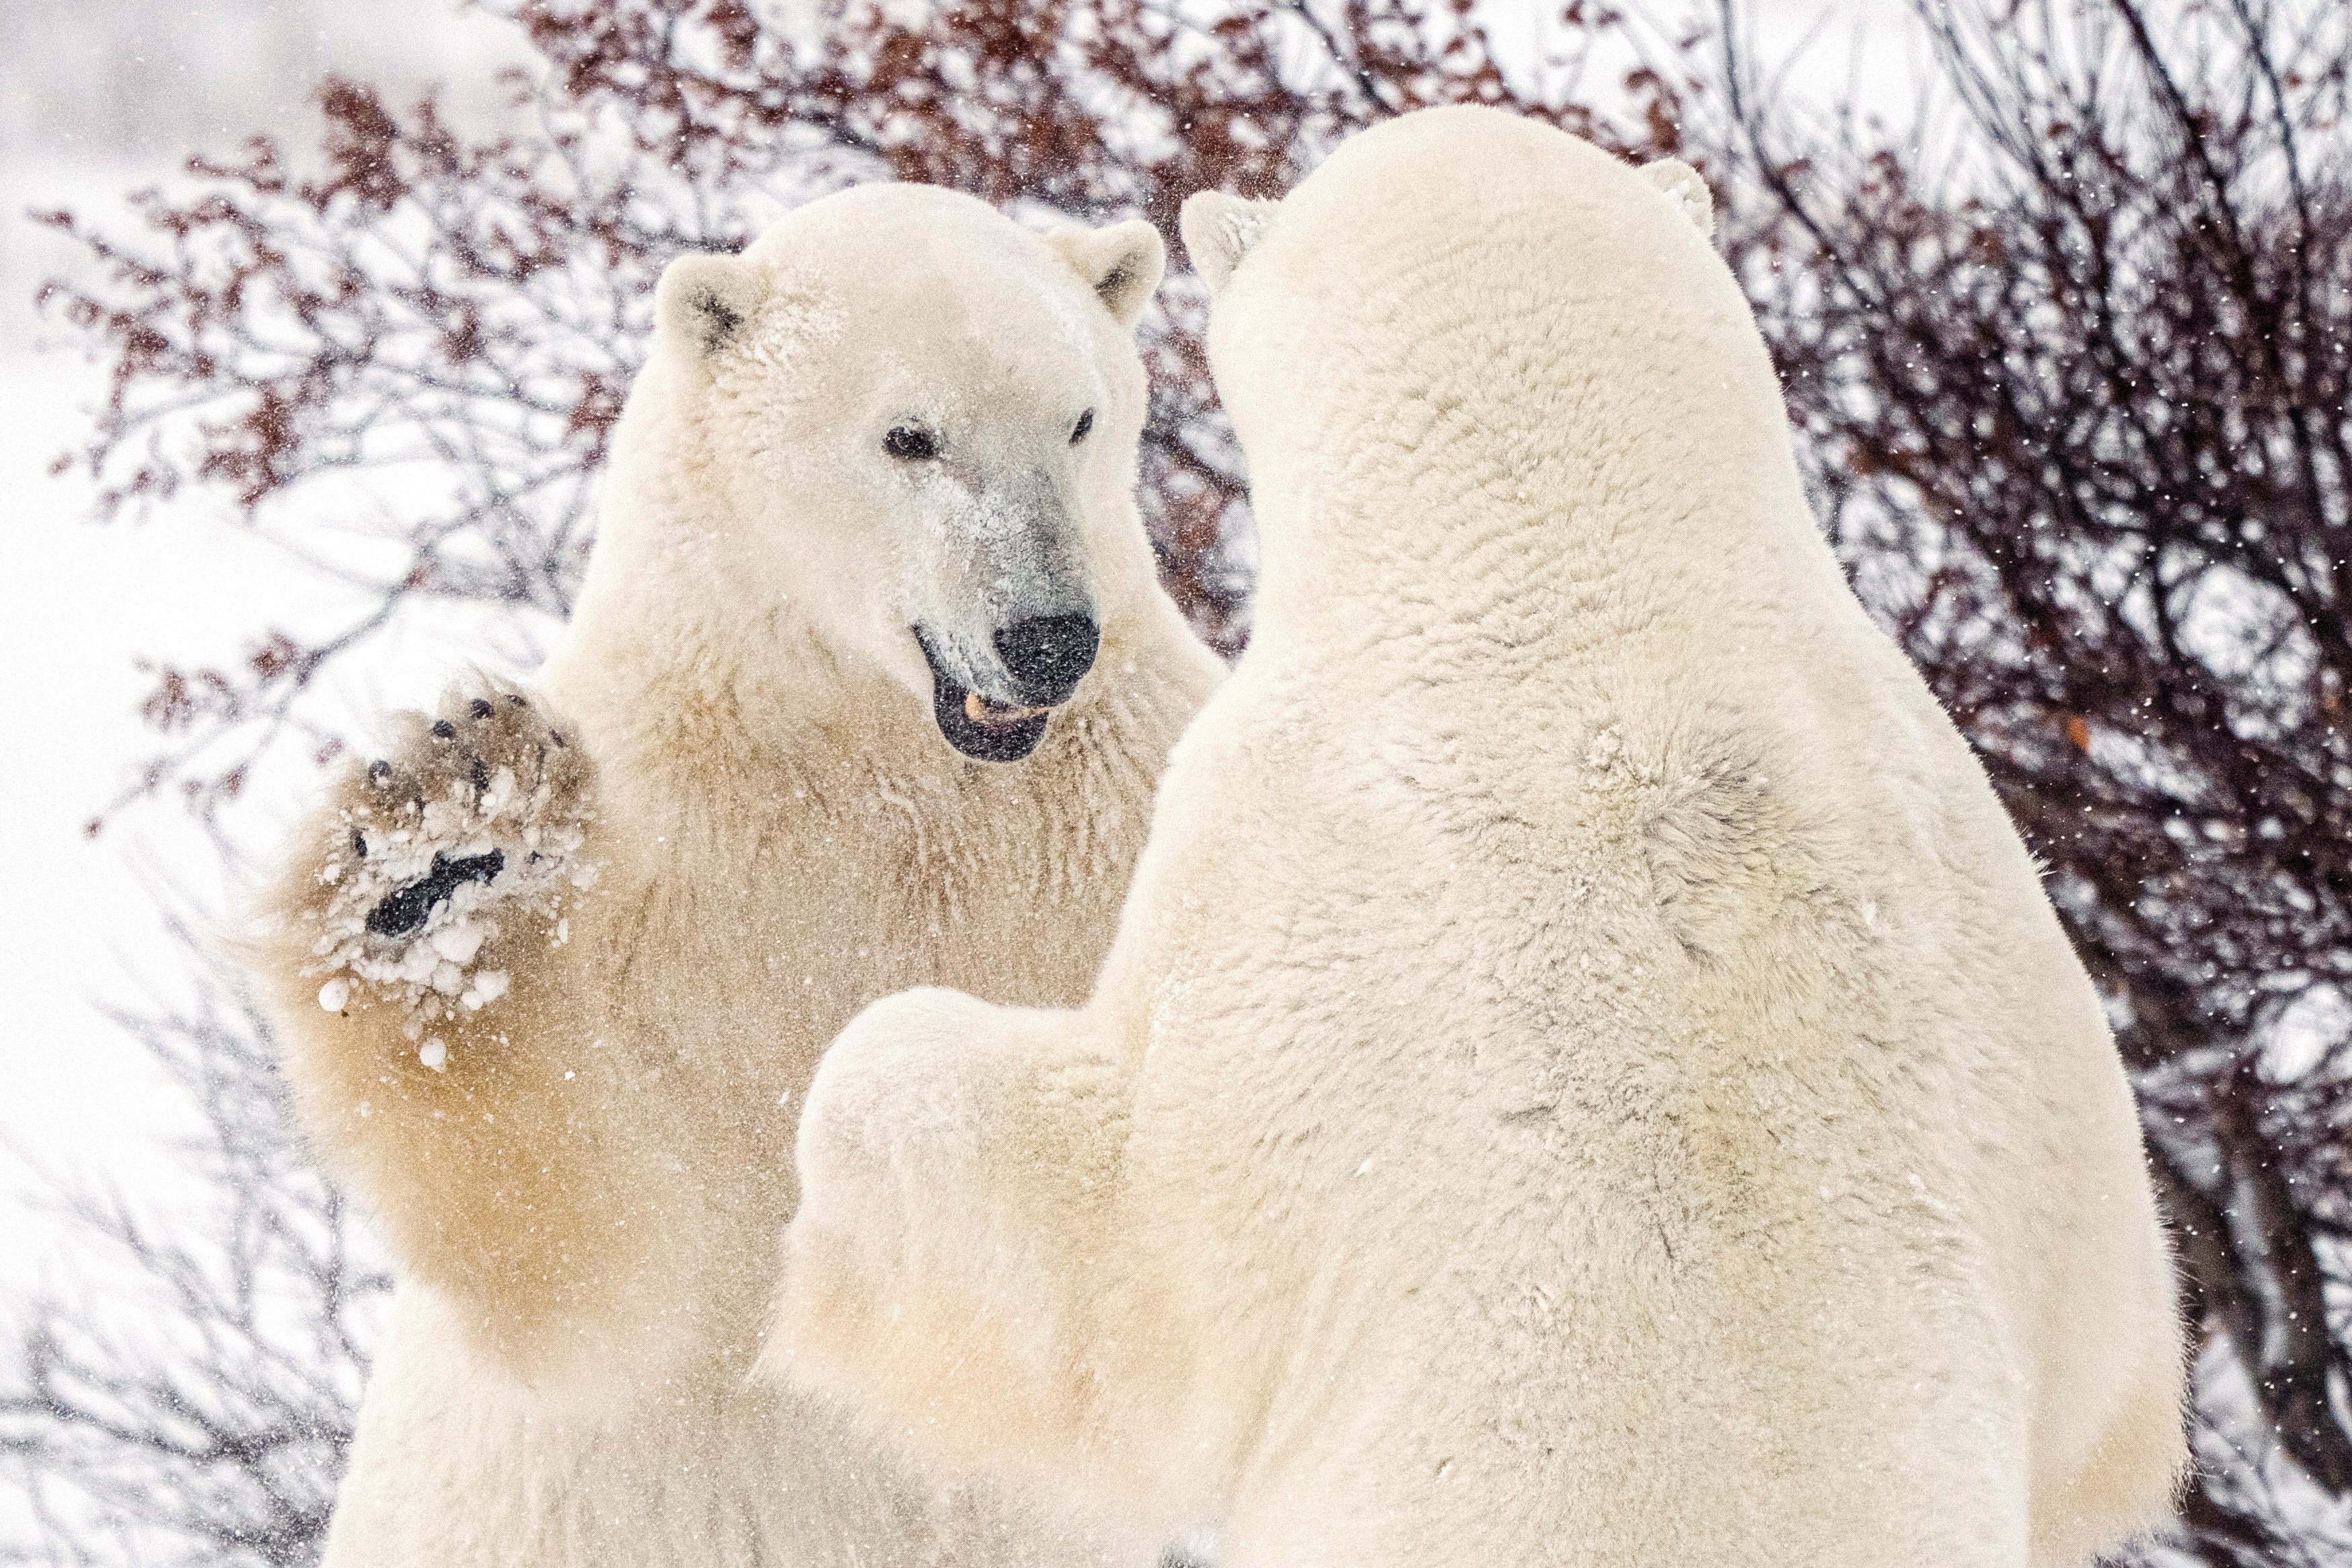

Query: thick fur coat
[252,184,1223,1566]
[768,110,2184,1567]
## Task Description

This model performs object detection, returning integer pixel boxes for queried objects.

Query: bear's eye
[883,426,939,461]
[1069,408,1095,445]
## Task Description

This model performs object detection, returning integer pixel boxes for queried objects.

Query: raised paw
[295,680,595,1039]
[365,848,505,938]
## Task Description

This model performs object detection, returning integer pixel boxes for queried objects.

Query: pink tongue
[964,691,1045,727]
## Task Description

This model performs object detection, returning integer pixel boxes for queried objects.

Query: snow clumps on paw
[301,685,593,1044]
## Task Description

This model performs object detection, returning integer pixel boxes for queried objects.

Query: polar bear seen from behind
[768,109,2184,1567]
[252,184,1224,1567]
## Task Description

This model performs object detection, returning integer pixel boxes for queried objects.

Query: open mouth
[914,630,1054,762]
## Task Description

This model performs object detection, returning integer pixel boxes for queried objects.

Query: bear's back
[1107,103,2176,1563]
[1113,470,2139,1548]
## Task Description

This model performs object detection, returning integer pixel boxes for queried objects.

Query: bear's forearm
[250,683,650,1361]
[264,908,653,1359]
[768,991,1133,1489]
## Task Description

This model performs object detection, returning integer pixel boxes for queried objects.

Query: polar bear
[766,109,2185,1567]
[250,184,1224,1566]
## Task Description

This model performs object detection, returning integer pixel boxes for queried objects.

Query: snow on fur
[299,685,593,1051]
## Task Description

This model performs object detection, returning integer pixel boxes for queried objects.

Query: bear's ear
[1639,158,1714,239]
[656,252,769,361]
[1048,219,1167,330]
[1179,190,1280,298]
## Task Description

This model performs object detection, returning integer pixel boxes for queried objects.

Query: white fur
[1178,190,1280,294]
[274,184,1223,1566]
[768,110,2184,1566]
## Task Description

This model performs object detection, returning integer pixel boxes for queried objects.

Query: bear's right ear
[1179,190,1281,298]
[1048,219,1167,330]
[656,252,768,361]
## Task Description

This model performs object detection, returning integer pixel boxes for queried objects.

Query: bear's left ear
[1639,159,1715,239]
[1048,219,1167,330]
[656,252,770,362]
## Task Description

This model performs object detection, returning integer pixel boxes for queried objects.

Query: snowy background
[0,0,546,1308]
[25,0,2352,1559]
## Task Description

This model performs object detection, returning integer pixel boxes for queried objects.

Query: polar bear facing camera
[252,184,1223,1565]
[768,109,2183,1566]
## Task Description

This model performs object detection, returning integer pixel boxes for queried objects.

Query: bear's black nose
[994,613,1099,706]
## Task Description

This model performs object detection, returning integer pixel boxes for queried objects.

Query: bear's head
[624,185,1167,763]
[1175,109,1737,623]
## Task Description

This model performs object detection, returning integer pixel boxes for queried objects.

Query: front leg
[252,679,612,1353]
[769,987,1132,1491]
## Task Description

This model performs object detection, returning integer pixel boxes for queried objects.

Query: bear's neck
[1243,350,1841,685]
[536,600,1201,940]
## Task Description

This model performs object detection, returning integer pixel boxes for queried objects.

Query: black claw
[367,759,393,786]
[468,756,490,790]
[469,698,495,720]
[550,731,567,748]
[351,827,368,860]
[365,848,507,938]
[431,719,455,739]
